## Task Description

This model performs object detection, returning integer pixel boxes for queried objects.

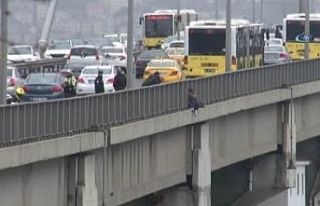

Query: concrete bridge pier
[276,100,297,188]
[192,122,211,206]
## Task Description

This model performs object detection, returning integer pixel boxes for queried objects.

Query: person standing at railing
[113,67,126,91]
[95,70,105,94]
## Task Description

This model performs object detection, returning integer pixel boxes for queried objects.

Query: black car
[134,49,169,78]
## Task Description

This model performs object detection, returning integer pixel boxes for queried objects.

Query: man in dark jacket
[187,88,204,116]
[141,71,162,87]
[113,67,126,91]
[95,70,105,93]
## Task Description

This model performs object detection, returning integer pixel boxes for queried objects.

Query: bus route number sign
[147,15,171,21]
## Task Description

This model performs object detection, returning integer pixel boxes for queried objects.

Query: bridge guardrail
[9,58,67,77]
[1,59,320,147]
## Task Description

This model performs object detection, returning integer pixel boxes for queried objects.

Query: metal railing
[1,58,320,147]
[10,58,67,77]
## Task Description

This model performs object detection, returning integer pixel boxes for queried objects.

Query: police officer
[12,87,25,103]
[95,70,105,93]
[63,73,77,97]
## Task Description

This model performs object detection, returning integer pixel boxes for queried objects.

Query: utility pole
[38,0,59,59]
[252,0,256,23]
[304,0,310,60]
[225,0,232,72]
[127,0,134,88]
[177,0,181,40]
[215,0,218,19]
[260,0,263,23]
[0,0,8,105]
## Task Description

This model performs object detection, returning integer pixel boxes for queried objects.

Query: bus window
[286,21,304,42]
[188,29,225,55]
[145,15,173,38]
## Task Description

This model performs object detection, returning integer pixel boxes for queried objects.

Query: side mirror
[139,17,143,25]
[105,53,111,58]
[283,42,285,46]
[182,67,187,71]
[266,29,270,40]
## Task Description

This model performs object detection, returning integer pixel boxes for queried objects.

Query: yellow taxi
[143,59,186,83]
[166,48,185,66]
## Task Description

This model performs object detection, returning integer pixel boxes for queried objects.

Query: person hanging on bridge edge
[187,88,204,117]
[141,71,163,87]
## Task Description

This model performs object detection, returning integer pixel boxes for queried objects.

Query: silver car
[264,45,291,65]
[76,65,116,95]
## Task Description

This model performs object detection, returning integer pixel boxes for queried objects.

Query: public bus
[183,19,265,77]
[139,9,198,49]
[283,13,320,60]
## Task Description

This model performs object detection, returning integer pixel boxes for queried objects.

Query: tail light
[170,71,178,76]
[280,53,287,58]
[77,77,85,83]
[22,85,30,92]
[8,78,15,86]
[96,55,100,60]
[106,78,114,83]
[50,85,62,92]
[119,55,126,61]
[231,56,237,65]
[144,71,150,76]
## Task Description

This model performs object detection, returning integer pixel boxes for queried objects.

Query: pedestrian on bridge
[187,88,204,116]
[63,72,77,98]
[113,67,127,91]
[95,70,105,94]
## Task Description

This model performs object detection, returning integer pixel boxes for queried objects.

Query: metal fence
[1,58,320,147]
[10,58,67,78]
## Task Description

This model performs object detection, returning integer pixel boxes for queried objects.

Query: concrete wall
[0,158,67,206]
[210,104,279,171]
[295,94,320,142]
[93,127,188,206]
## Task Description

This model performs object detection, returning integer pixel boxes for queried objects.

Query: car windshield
[139,51,166,59]
[267,39,281,45]
[169,42,184,48]
[101,47,123,53]
[164,36,177,43]
[70,47,97,56]
[82,68,112,75]
[71,39,84,46]
[166,49,184,55]
[8,47,32,55]
[148,61,175,67]
[27,74,58,83]
[265,46,284,52]
[48,42,71,50]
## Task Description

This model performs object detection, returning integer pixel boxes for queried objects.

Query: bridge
[1,58,320,205]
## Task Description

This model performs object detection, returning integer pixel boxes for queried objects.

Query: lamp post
[127,0,134,88]
[0,0,8,105]
[225,0,232,72]
[287,86,296,188]
[304,0,310,60]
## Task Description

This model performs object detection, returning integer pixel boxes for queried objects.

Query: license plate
[31,97,48,101]
[204,68,215,73]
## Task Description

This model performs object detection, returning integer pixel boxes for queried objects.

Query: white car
[103,34,122,47]
[101,46,127,67]
[65,45,107,77]
[45,40,72,58]
[7,45,40,63]
[76,65,116,95]
[265,38,283,46]
[167,40,184,49]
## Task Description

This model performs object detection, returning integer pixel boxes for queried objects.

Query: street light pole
[225,0,232,72]
[304,0,310,60]
[177,0,181,40]
[252,0,256,23]
[0,0,8,105]
[260,0,263,23]
[127,0,134,88]
[215,0,218,19]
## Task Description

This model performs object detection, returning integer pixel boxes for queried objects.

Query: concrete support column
[82,154,99,206]
[276,101,296,188]
[192,122,211,206]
